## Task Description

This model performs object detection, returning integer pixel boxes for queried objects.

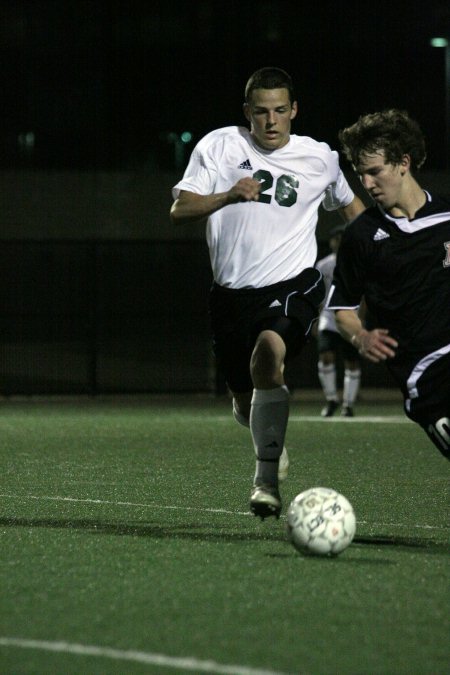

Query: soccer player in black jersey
[326,109,450,459]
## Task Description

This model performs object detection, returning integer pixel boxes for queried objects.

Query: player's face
[356,151,409,209]
[244,88,297,151]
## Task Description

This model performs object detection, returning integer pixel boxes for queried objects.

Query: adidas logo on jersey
[238,159,253,170]
[269,299,282,308]
[373,228,390,241]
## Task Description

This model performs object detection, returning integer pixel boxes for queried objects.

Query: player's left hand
[353,328,398,363]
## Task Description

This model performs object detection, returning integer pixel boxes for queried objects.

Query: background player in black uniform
[326,109,450,459]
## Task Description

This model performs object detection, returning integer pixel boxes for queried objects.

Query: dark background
[1,0,449,170]
[0,0,449,394]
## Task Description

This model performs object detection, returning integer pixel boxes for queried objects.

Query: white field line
[0,492,447,531]
[0,492,250,516]
[214,415,409,424]
[0,493,253,516]
[0,637,290,675]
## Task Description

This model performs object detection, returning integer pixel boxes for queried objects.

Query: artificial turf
[0,395,448,674]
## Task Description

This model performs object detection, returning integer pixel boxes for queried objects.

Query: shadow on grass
[0,516,284,543]
[0,517,447,553]
[352,534,447,553]
[268,533,448,562]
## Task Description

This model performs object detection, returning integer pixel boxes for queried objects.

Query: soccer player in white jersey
[327,109,450,460]
[315,224,361,417]
[170,67,365,519]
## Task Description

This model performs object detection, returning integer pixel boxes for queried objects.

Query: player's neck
[388,178,427,220]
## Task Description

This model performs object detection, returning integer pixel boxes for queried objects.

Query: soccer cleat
[278,446,289,482]
[321,400,339,417]
[341,406,354,417]
[250,485,282,520]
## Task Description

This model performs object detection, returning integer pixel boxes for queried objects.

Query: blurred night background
[0,0,449,395]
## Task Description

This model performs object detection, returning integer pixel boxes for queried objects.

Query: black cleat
[250,485,282,520]
[341,406,354,417]
[321,400,339,417]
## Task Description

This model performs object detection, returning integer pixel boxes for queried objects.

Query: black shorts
[318,329,360,362]
[388,347,450,428]
[209,268,325,393]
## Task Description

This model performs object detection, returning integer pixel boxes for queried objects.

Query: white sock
[250,385,289,487]
[343,368,361,407]
[318,361,338,401]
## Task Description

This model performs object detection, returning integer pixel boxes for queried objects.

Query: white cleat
[278,446,289,482]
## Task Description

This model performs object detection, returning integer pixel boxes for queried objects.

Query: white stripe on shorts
[406,343,450,403]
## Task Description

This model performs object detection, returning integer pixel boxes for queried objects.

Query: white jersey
[315,252,338,332]
[172,126,354,289]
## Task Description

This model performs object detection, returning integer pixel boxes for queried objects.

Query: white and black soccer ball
[287,487,356,556]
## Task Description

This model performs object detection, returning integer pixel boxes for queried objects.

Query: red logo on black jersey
[444,242,450,268]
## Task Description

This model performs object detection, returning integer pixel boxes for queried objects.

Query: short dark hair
[244,67,295,104]
[339,109,427,171]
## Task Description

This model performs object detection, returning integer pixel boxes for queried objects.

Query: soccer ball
[287,487,356,556]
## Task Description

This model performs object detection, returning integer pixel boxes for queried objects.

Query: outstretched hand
[352,328,398,363]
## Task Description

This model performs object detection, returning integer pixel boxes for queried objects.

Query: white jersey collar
[381,191,443,233]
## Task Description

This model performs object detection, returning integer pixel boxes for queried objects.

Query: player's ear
[243,102,251,122]
[400,154,411,174]
[290,100,298,120]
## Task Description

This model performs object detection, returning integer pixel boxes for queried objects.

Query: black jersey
[326,192,450,354]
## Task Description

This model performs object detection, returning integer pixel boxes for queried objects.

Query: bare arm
[335,309,398,363]
[170,177,261,226]
[337,195,366,223]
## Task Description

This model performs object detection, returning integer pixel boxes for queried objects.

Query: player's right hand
[228,177,261,203]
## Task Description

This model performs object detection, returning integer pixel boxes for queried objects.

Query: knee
[319,351,335,366]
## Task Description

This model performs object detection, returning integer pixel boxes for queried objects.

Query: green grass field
[0,395,448,675]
